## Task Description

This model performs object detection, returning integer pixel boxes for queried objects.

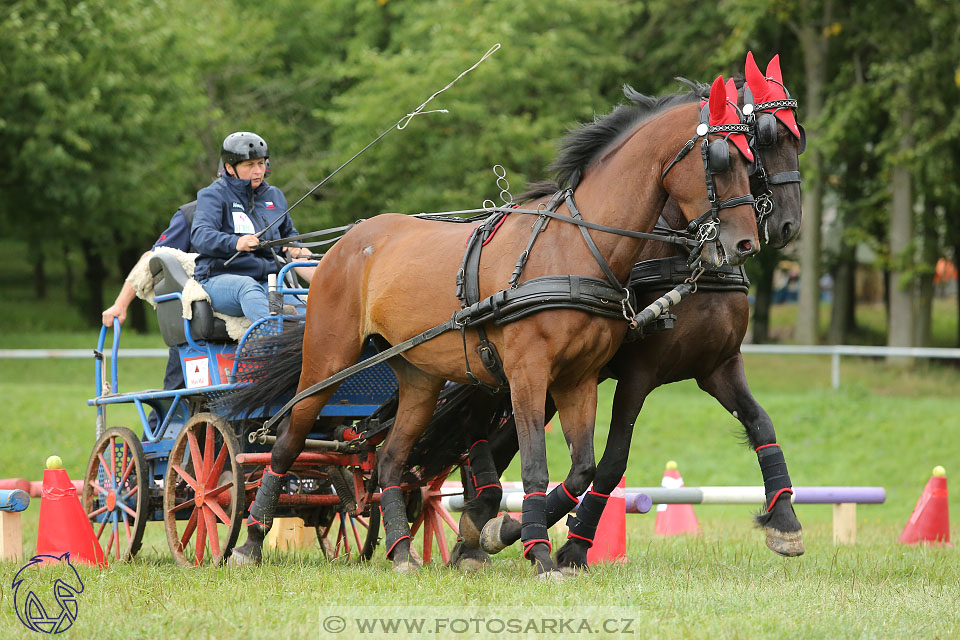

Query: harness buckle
[684,265,706,294]
[621,291,639,330]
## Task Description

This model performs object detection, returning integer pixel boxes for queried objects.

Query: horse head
[744,51,804,248]
[661,75,759,267]
[12,553,85,633]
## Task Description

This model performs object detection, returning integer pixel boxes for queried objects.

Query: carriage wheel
[81,427,150,562]
[163,413,243,567]
[317,508,380,561]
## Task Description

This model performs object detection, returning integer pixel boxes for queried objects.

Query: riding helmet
[220,131,269,169]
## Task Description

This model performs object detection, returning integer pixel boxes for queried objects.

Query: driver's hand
[236,235,260,252]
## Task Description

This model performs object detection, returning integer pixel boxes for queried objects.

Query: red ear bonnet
[725,78,753,161]
[707,75,753,162]
[745,51,801,138]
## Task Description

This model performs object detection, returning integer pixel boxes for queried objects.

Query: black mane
[517,78,715,202]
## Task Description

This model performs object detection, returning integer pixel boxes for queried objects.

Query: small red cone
[36,462,107,567]
[654,461,700,536]
[899,466,951,546]
[587,476,627,564]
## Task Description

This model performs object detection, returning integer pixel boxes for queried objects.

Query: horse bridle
[744,84,805,228]
[660,103,756,267]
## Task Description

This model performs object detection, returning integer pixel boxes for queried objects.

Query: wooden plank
[833,503,857,545]
[266,517,314,552]
[0,511,23,562]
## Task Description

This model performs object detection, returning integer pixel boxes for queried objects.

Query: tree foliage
[0,0,957,343]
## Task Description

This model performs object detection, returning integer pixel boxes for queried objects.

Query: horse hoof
[766,529,805,557]
[226,549,261,567]
[448,542,491,572]
[558,565,586,578]
[392,560,421,575]
[534,570,564,583]
[480,514,520,555]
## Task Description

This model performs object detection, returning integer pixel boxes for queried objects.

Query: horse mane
[517,76,742,202]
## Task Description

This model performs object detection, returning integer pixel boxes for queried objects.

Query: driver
[191,131,309,321]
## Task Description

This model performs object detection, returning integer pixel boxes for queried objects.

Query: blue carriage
[83,254,401,565]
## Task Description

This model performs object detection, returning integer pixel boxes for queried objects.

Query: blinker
[707,139,730,174]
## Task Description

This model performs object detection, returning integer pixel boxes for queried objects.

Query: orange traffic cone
[899,466,951,546]
[654,461,700,536]
[586,476,627,564]
[36,459,107,567]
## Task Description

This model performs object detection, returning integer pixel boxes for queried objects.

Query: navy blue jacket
[191,174,297,282]
[152,202,196,251]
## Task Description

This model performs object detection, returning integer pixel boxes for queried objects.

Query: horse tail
[405,386,512,478]
[216,322,305,417]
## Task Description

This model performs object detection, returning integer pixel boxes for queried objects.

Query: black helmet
[220,131,269,169]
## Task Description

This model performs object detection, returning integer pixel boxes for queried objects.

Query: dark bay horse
[229,77,759,577]
[458,54,807,571]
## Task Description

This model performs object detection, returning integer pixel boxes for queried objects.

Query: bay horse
[454,53,807,571]
[228,75,759,577]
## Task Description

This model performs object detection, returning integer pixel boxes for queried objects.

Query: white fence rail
[2,344,959,389]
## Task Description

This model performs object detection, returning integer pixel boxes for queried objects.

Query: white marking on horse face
[363,245,374,255]
[732,410,739,419]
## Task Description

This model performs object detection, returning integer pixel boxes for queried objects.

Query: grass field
[1,327,958,638]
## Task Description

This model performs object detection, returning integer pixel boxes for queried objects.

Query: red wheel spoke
[350,517,362,551]
[87,506,108,519]
[202,506,220,558]
[340,516,350,555]
[89,480,109,497]
[122,484,139,501]
[186,430,203,486]
[205,498,231,525]
[204,482,233,500]
[96,518,108,539]
[97,454,114,488]
[168,499,195,515]
[106,524,117,557]
[178,510,198,552]
[122,510,132,546]
[171,464,200,492]
[108,437,117,480]
[120,457,135,487]
[120,441,129,485]
[355,516,369,531]
[194,506,207,565]
[203,423,215,481]
[205,446,229,487]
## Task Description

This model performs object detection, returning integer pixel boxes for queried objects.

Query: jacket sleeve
[153,211,191,252]
[191,188,238,258]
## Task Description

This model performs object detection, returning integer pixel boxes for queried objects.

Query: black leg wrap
[544,483,579,526]
[468,440,502,502]
[381,487,411,558]
[757,445,793,508]
[247,468,285,530]
[566,491,608,546]
[521,494,550,557]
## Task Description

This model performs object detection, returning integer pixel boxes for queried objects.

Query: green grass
[1,240,958,638]
[2,334,959,638]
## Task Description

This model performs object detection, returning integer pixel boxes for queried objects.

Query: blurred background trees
[1,0,957,348]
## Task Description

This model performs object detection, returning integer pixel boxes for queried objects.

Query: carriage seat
[150,253,233,347]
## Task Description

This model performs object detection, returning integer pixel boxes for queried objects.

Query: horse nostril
[781,222,793,239]
[738,239,755,255]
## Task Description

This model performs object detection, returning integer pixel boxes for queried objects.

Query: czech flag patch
[265,201,276,209]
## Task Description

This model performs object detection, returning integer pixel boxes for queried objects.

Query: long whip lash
[223,44,501,267]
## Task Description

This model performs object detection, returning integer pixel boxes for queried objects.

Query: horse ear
[59,552,71,562]
[765,54,784,85]
[708,76,726,125]
[745,51,766,97]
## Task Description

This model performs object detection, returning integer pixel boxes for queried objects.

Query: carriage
[84,256,464,566]
[82,58,805,575]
